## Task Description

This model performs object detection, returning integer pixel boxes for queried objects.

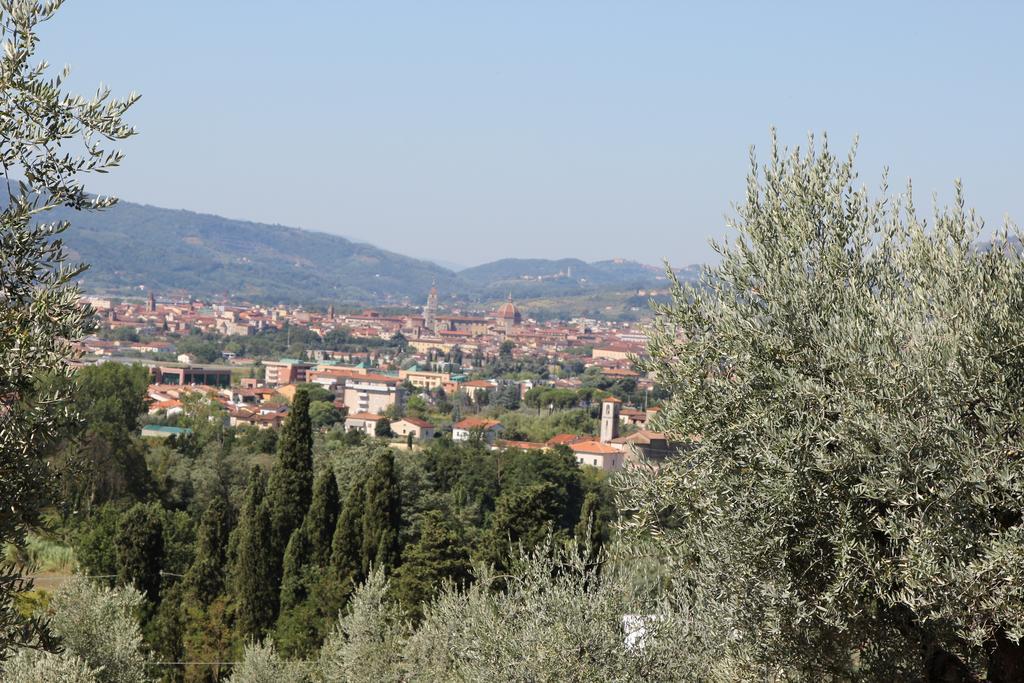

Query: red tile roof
[569,440,621,455]
[454,417,502,430]
[347,412,387,421]
[394,416,434,429]
[546,433,583,447]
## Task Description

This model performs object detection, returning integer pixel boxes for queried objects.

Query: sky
[36,1,1024,269]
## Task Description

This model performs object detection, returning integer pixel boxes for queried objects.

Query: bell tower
[600,396,621,443]
[424,280,438,332]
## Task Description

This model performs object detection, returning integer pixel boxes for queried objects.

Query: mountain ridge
[46,197,694,305]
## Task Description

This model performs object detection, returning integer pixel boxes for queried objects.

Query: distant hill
[40,197,699,305]
[458,258,697,299]
[51,200,458,305]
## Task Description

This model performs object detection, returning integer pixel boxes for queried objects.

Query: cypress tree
[182,492,235,683]
[279,470,339,612]
[574,491,610,556]
[331,476,366,587]
[266,388,314,562]
[114,502,164,603]
[279,526,313,614]
[231,467,276,640]
[185,493,233,604]
[359,449,401,575]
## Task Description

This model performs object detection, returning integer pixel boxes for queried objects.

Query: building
[152,365,231,388]
[452,417,503,444]
[611,430,682,466]
[570,439,625,471]
[341,373,403,415]
[391,417,436,442]
[345,412,388,436]
[424,281,438,332]
[494,293,523,335]
[263,359,314,387]
[600,396,621,443]
[400,368,450,390]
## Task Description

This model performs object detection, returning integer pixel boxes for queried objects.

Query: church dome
[495,294,522,323]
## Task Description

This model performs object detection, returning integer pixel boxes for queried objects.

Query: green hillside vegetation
[50,200,459,305]
[30,195,699,305]
[458,257,699,300]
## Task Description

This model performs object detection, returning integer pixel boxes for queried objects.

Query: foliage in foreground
[621,134,1024,681]
[0,0,137,659]
[1,578,149,682]
[227,543,688,683]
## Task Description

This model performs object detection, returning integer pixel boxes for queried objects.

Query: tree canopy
[622,133,1024,681]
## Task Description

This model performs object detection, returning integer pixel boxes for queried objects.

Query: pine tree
[359,450,401,576]
[114,502,164,604]
[230,467,276,641]
[266,388,314,563]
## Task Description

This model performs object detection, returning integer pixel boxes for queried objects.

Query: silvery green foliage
[620,132,1024,679]
[46,579,150,683]
[228,640,310,683]
[316,568,408,683]
[397,544,686,682]
[0,0,136,657]
[2,650,99,683]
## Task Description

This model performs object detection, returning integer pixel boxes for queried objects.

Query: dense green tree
[56,363,152,515]
[624,135,1024,680]
[72,502,124,580]
[234,425,277,455]
[230,468,276,641]
[309,400,342,430]
[573,491,610,558]
[331,476,366,588]
[0,0,137,658]
[391,511,471,621]
[114,502,165,603]
[279,470,339,619]
[178,493,234,682]
[374,417,393,438]
[483,482,564,569]
[266,388,313,572]
[185,494,233,605]
[360,450,401,575]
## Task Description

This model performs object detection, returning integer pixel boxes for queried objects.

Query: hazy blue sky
[38,1,1024,269]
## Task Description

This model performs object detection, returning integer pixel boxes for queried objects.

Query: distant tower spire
[147,290,156,313]
[600,396,621,443]
[327,304,335,320]
[424,280,438,333]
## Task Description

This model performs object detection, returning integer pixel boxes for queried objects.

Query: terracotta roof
[601,396,622,403]
[610,430,666,445]
[497,439,546,451]
[546,433,583,447]
[394,416,434,428]
[569,440,621,455]
[347,412,387,421]
[454,417,502,430]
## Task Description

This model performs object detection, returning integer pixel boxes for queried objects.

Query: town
[77,282,683,471]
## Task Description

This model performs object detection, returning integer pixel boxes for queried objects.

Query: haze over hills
[50,198,697,305]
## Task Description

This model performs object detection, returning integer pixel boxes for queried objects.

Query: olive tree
[0,0,137,658]
[621,133,1024,681]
